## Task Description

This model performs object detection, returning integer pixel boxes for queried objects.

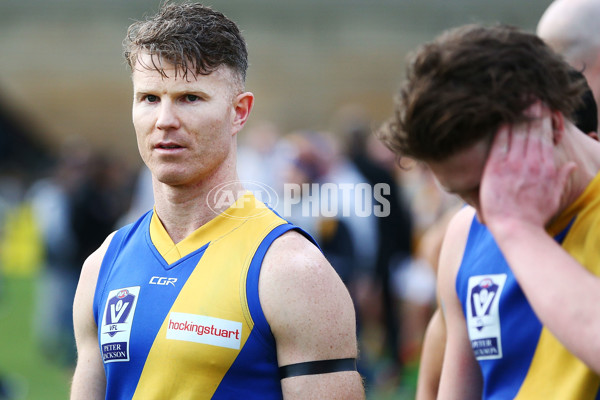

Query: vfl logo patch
[100,286,140,363]
[466,274,507,360]
[166,312,242,350]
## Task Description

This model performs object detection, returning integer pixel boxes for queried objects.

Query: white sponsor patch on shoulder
[466,274,507,360]
[166,312,242,350]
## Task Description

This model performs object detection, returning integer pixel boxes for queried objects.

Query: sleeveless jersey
[93,192,312,399]
[456,172,600,399]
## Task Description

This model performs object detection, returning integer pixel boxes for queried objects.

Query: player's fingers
[490,124,511,160]
[507,121,527,161]
[522,100,543,119]
[527,103,554,161]
[505,101,541,161]
[539,104,554,145]
[557,161,577,191]
[518,101,554,162]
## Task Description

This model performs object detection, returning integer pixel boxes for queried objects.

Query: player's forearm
[416,309,445,400]
[437,339,482,400]
[489,220,600,372]
[70,361,106,400]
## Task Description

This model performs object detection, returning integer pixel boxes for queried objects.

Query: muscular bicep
[259,231,364,399]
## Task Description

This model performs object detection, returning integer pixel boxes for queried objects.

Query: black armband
[279,358,357,379]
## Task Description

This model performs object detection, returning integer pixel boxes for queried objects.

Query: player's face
[427,139,491,216]
[131,53,245,187]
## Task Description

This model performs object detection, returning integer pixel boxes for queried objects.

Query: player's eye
[145,94,159,103]
[185,94,200,102]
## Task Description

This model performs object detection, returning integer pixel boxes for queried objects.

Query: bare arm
[415,308,446,400]
[415,206,459,400]
[70,233,114,400]
[259,231,365,400]
[480,103,600,372]
[488,221,600,372]
[436,207,483,400]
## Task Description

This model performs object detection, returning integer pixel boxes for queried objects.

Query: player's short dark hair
[572,70,598,134]
[123,1,248,85]
[379,24,589,161]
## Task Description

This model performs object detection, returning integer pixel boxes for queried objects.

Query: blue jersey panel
[93,211,207,400]
[457,216,578,399]
[457,217,542,399]
[213,224,315,399]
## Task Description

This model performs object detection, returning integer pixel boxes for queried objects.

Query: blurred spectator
[276,130,358,285]
[70,152,133,262]
[27,138,132,365]
[117,165,154,227]
[27,139,90,365]
[332,105,415,386]
[237,120,293,194]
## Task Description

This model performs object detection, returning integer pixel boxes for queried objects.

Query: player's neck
[152,168,244,244]
[559,131,600,210]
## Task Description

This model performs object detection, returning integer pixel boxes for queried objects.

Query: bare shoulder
[445,206,476,242]
[438,206,475,313]
[259,229,358,365]
[260,229,326,279]
[438,206,476,277]
[437,205,475,314]
[260,230,340,295]
[73,232,117,331]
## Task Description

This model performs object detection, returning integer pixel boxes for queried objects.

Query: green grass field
[0,276,71,400]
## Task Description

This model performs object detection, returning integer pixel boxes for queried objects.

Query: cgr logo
[149,276,177,286]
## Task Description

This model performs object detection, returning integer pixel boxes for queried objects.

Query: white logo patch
[466,274,507,360]
[166,312,242,350]
[100,286,140,363]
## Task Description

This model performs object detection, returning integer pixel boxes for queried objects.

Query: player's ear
[232,92,254,136]
[551,110,565,145]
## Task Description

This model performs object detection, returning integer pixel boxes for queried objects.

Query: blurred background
[0,0,553,399]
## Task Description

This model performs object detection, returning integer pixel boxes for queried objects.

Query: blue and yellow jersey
[93,192,311,399]
[456,172,600,399]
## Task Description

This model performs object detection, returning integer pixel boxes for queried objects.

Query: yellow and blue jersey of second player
[93,192,309,399]
[457,172,600,399]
